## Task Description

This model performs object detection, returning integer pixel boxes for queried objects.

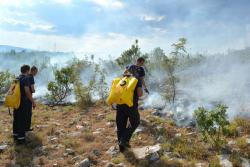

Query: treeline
[0,38,208,107]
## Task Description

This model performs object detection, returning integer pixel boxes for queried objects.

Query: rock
[246,138,250,144]
[35,146,48,155]
[236,127,243,136]
[96,128,105,131]
[65,148,75,155]
[55,130,63,136]
[174,133,182,138]
[48,137,58,143]
[106,146,119,157]
[69,120,77,126]
[68,132,81,137]
[218,155,233,167]
[51,122,61,126]
[53,163,58,167]
[195,162,208,167]
[93,131,102,135]
[228,140,236,145]
[185,132,196,136]
[132,144,161,160]
[134,125,144,134]
[166,111,174,118]
[164,152,174,158]
[77,158,90,167]
[156,136,164,143]
[76,125,84,130]
[149,152,160,162]
[72,156,80,162]
[106,122,115,128]
[96,114,105,120]
[105,162,115,167]
[91,149,101,157]
[116,163,126,167]
[221,145,232,154]
[36,125,49,128]
[241,157,250,167]
[93,128,105,135]
[0,144,8,153]
[82,121,90,126]
[152,110,163,117]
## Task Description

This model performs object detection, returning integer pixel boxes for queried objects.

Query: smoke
[0,51,75,99]
[1,47,250,126]
[143,48,250,126]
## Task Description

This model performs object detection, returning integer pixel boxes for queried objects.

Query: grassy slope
[0,103,249,167]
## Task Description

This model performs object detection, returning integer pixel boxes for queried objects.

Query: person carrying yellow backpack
[107,70,143,152]
[6,65,36,145]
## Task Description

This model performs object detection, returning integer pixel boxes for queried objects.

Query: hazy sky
[0,0,250,58]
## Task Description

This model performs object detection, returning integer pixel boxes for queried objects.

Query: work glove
[144,88,149,94]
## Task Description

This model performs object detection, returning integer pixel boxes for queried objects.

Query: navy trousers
[116,104,140,145]
[13,99,29,139]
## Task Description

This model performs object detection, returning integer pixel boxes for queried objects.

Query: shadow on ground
[12,133,43,167]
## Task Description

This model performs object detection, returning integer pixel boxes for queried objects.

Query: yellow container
[106,76,138,107]
[4,79,21,109]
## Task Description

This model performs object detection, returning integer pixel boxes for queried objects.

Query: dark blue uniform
[116,79,142,149]
[26,74,35,131]
[13,74,30,140]
[127,65,145,79]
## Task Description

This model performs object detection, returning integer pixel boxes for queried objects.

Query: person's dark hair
[31,66,38,72]
[20,65,30,74]
[137,57,145,63]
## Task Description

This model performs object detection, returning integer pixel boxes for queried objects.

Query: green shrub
[194,104,229,150]
[46,67,76,105]
[74,78,95,109]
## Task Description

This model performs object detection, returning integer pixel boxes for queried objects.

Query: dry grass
[0,103,249,167]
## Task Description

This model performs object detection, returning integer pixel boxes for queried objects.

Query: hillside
[0,103,249,167]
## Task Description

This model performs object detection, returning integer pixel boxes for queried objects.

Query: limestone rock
[132,144,161,160]
[106,146,119,157]
[77,158,90,167]
[0,144,8,153]
[218,155,233,167]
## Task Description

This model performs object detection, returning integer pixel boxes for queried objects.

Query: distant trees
[116,39,148,68]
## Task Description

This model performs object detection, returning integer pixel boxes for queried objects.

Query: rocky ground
[0,102,250,167]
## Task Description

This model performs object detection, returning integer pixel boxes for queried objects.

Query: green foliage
[94,65,108,103]
[73,63,109,108]
[46,67,76,105]
[161,57,179,104]
[0,71,14,99]
[74,78,95,109]
[194,104,229,149]
[68,57,90,76]
[161,38,187,105]
[171,38,187,57]
[116,39,148,68]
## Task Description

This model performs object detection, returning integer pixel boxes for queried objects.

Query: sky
[0,0,250,58]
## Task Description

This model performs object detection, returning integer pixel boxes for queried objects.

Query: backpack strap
[7,107,12,116]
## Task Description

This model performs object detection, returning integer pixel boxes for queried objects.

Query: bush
[194,104,229,150]
[46,67,76,105]
[74,79,94,109]
[0,71,14,99]
[94,65,108,103]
